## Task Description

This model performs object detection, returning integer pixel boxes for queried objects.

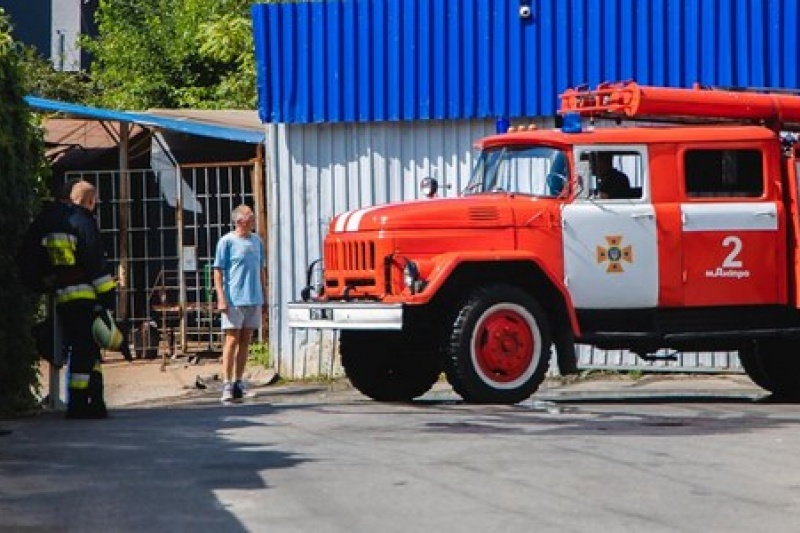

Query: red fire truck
[288,81,800,403]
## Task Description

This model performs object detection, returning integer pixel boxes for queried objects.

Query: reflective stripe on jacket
[37,201,116,304]
[42,233,78,267]
[93,274,116,296]
[56,283,96,304]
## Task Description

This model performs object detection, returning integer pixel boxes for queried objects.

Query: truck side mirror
[420,177,439,199]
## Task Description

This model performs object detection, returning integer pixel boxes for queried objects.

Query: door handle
[630,212,654,219]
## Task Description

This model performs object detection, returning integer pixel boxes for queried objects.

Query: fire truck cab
[288,81,800,403]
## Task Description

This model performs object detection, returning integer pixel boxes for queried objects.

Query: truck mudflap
[287,302,403,330]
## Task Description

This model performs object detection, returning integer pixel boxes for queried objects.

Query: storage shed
[27,97,266,356]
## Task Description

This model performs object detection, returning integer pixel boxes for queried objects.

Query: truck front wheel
[340,330,441,402]
[444,284,551,404]
[739,339,800,399]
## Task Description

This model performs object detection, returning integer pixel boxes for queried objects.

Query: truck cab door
[562,146,659,309]
[680,147,784,306]
[787,153,800,307]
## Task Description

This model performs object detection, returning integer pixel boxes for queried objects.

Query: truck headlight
[403,261,419,288]
[403,261,427,294]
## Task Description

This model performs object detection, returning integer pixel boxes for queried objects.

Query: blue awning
[25,96,265,145]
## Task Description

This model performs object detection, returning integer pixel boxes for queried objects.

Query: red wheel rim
[472,305,537,385]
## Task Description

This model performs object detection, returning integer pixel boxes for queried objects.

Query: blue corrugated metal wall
[252,0,800,124]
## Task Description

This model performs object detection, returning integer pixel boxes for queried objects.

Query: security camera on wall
[519,5,532,19]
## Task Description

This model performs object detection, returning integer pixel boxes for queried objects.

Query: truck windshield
[464,146,569,197]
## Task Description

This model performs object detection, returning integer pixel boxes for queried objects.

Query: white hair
[231,204,253,224]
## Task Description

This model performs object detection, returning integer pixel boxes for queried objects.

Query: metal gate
[65,162,256,355]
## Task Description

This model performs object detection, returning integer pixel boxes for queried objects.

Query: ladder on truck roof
[559,81,800,131]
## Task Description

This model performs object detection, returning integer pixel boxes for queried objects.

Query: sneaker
[232,380,246,402]
[220,382,234,403]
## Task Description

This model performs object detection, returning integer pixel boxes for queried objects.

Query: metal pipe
[117,122,130,321]
[176,163,187,353]
[252,144,267,342]
[47,296,65,411]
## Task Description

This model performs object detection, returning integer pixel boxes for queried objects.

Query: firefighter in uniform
[39,180,116,418]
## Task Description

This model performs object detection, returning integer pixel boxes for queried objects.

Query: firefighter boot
[87,370,108,419]
[65,389,91,419]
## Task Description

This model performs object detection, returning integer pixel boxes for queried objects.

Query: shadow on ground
[0,401,301,532]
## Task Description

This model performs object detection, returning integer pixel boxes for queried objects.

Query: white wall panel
[266,118,503,378]
[51,0,82,71]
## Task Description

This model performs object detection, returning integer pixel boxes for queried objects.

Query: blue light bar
[561,112,582,133]
[496,117,510,134]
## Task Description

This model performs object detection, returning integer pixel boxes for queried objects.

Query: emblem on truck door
[596,235,633,273]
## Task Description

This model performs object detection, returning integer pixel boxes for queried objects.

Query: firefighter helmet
[92,308,123,351]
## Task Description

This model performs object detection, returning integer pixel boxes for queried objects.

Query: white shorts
[221,305,262,330]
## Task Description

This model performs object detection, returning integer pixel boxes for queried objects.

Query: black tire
[340,330,441,402]
[739,339,800,398]
[443,284,551,404]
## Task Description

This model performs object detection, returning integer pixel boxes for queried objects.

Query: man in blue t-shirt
[213,204,267,403]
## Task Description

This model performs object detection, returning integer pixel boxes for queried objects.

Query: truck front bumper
[287,302,403,330]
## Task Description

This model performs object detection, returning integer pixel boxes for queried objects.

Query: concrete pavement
[1,370,779,532]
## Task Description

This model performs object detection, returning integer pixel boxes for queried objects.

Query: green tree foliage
[84,0,257,110]
[0,10,49,417]
[18,45,91,103]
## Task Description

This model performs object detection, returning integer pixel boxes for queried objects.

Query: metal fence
[65,162,256,355]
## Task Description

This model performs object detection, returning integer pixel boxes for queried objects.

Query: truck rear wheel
[444,284,551,404]
[739,339,800,398]
[340,330,441,402]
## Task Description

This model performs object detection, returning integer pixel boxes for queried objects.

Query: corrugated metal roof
[43,118,148,165]
[146,109,263,133]
[25,96,265,144]
[45,118,145,151]
[252,0,800,125]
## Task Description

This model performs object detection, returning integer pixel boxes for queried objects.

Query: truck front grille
[324,239,379,295]
[326,240,376,271]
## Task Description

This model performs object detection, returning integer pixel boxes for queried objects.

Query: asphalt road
[2,376,799,532]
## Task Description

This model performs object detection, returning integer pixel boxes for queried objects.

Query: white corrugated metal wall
[266,118,502,378]
[265,118,742,379]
